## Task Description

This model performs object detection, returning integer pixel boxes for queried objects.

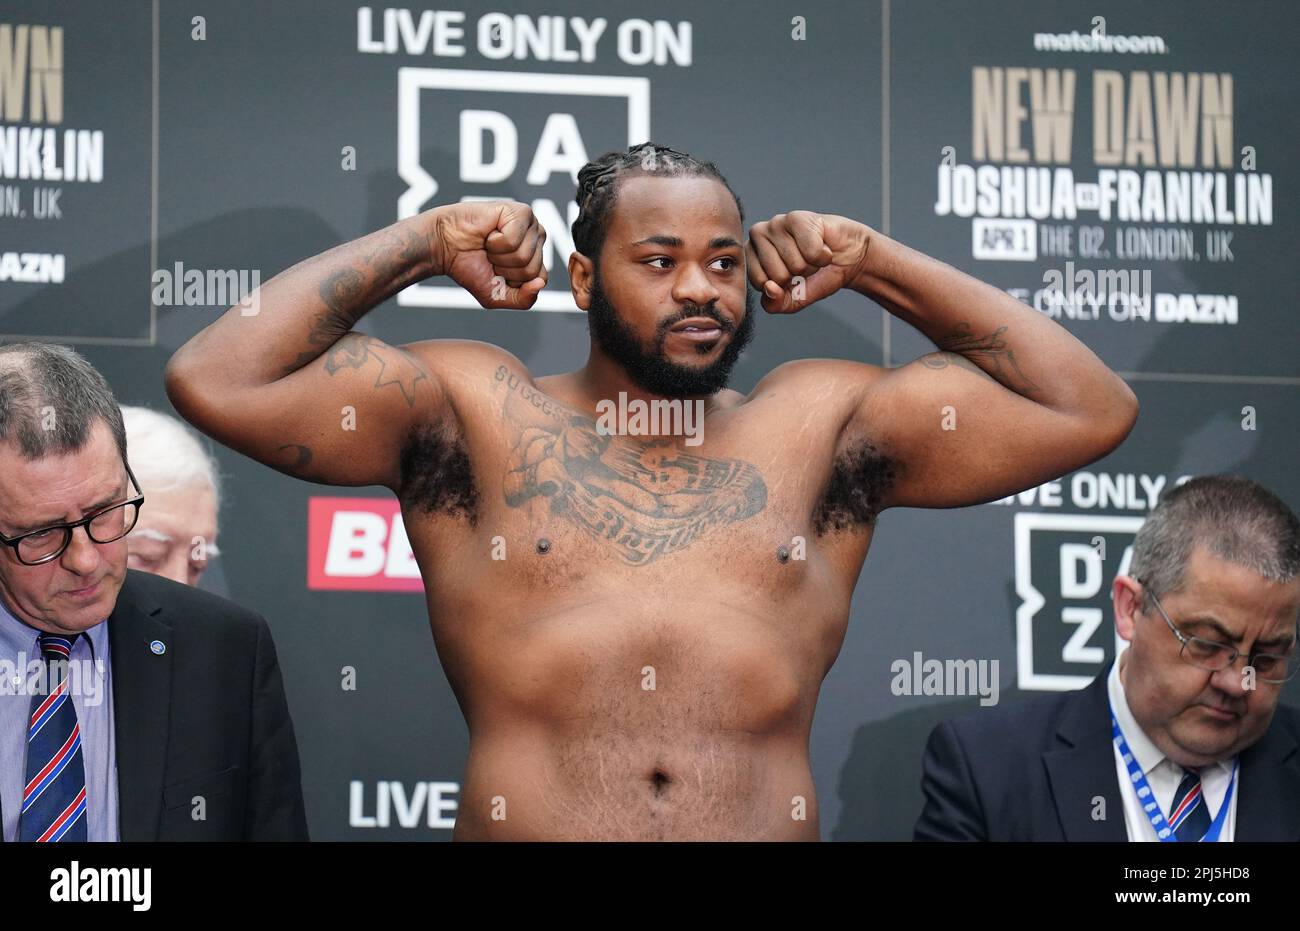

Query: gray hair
[1130,475,1300,611]
[121,405,222,511]
[0,341,127,462]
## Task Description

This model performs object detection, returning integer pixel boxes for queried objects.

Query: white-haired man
[121,406,222,587]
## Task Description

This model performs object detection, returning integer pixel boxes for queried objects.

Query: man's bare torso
[395,341,890,839]
[163,196,1137,840]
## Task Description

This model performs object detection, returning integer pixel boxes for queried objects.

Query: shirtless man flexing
[165,143,1138,840]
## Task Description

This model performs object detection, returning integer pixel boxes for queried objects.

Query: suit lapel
[108,572,173,841]
[1235,713,1300,841]
[1043,667,1127,841]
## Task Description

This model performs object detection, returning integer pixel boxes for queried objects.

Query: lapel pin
[150,640,166,655]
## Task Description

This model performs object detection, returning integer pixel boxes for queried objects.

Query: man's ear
[1113,575,1143,643]
[568,252,594,311]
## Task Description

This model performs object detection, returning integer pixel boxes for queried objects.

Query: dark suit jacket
[3,569,309,840]
[914,662,1300,841]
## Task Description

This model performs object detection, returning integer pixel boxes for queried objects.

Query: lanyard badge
[1110,700,1237,842]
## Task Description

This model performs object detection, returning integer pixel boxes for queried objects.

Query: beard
[585,268,758,398]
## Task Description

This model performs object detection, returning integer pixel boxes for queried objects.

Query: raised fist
[430,201,548,309]
[745,211,873,313]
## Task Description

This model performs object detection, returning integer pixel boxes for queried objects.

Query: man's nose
[59,526,101,575]
[1210,657,1253,697]
[671,262,721,307]
[161,550,190,586]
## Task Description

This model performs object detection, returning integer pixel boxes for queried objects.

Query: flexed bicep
[860,351,1134,510]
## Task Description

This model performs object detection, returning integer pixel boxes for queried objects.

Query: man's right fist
[430,201,548,309]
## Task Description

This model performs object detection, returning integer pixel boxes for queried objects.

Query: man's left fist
[745,211,872,313]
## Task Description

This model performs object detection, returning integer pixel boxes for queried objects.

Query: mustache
[660,303,734,333]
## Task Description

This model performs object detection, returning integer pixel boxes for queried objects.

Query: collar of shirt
[1108,652,1234,782]
[0,593,109,670]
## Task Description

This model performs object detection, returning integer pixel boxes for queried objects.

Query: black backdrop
[1,0,1296,839]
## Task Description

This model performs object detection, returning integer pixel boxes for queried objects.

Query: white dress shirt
[1108,656,1237,841]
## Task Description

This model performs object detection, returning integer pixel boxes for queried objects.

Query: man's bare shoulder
[744,358,889,406]
[401,338,536,387]
[391,340,541,465]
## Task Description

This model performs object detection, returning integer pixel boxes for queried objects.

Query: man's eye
[1186,638,1230,660]
[712,257,738,271]
[644,257,673,269]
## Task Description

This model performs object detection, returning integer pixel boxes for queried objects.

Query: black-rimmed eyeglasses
[0,463,145,566]
[1137,580,1298,684]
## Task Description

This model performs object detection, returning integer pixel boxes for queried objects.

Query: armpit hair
[814,438,895,535]
[397,418,479,525]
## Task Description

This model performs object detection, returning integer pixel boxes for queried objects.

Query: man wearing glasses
[0,342,307,841]
[915,475,1300,841]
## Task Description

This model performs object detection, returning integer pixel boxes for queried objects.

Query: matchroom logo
[394,67,649,312]
[1014,512,1143,691]
[307,497,423,592]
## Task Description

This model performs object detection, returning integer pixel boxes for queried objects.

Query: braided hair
[570,142,745,263]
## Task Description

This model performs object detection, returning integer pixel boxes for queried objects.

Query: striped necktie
[1169,766,1212,843]
[20,633,88,842]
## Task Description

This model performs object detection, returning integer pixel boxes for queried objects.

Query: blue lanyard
[1110,702,1237,842]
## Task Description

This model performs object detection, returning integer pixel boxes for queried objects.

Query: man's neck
[572,350,724,418]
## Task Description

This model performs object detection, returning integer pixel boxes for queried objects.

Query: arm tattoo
[934,322,1040,396]
[359,226,428,287]
[319,267,366,314]
[284,309,346,375]
[919,351,988,377]
[286,228,430,374]
[321,333,429,408]
[276,443,325,482]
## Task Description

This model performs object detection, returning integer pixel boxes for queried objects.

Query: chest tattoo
[497,371,768,566]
